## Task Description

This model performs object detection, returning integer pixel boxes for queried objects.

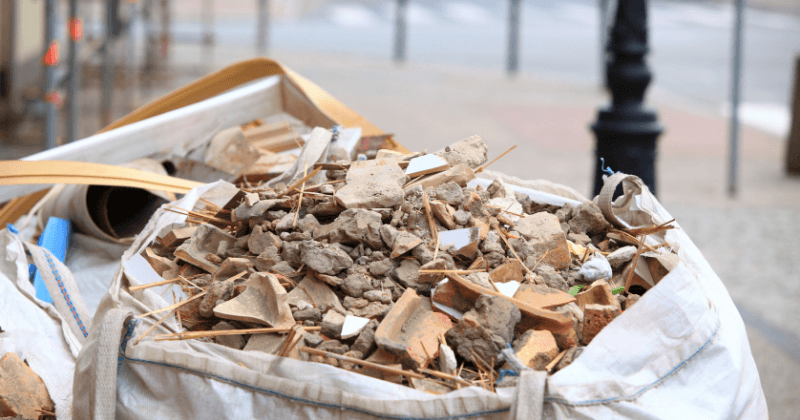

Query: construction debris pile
[133,133,678,394]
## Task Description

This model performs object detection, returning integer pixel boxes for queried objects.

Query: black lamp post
[591,0,663,196]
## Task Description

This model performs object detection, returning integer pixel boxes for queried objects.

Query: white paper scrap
[341,315,371,339]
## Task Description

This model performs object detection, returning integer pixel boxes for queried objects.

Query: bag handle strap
[510,370,547,419]
[23,241,92,343]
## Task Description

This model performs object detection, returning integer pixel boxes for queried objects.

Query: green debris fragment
[611,286,625,295]
[568,285,584,296]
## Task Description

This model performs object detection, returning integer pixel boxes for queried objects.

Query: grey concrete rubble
[140,133,678,394]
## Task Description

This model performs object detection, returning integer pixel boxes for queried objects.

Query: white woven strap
[510,370,547,420]
[24,242,92,344]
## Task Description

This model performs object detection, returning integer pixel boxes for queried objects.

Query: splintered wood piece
[422,191,438,246]
[299,347,426,379]
[213,272,294,328]
[607,230,656,252]
[281,167,322,196]
[625,219,676,237]
[129,275,184,291]
[160,226,198,248]
[165,206,235,226]
[154,326,320,341]
[418,269,485,274]
[277,325,304,358]
[624,235,647,293]
[417,367,472,387]
[476,145,517,173]
[292,163,308,228]
[134,306,180,345]
[137,290,207,319]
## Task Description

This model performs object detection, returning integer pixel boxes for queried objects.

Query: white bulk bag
[73,175,767,419]
[0,226,93,420]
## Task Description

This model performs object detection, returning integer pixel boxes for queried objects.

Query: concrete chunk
[315,209,384,249]
[335,159,406,209]
[516,213,571,270]
[434,135,489,169]
[299,240,353,275]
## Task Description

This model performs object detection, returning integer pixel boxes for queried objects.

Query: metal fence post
[598,0,610,87]
[66,0,80,143]
[257,0,269,55]
[160,0,171,62]
[728,0,745,196]
[591,0,663,196]
[203,0,215,46]
[394,0,408,64]
[101,0,118,127]
[43,0,58,149]
[507,0,521,76]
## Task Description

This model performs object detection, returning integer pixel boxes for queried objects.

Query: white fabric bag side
[538,174,767,419]
[74,175,767,420]
[0,227,93,420]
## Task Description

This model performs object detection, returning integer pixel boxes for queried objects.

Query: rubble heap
[132,133,678,394]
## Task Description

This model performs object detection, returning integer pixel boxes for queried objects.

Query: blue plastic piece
[30,217,72,304]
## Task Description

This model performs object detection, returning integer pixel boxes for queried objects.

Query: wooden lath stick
[292,163,308,228]
[137,290,206,319]
[129,273,204,291]
[495,227,533,276]
[299,347,426,379]
[164,206,234,226]
[418,269,486,274]
[417,367,472,387]
[476,145,517,174]
[625,219,676,237]
[134,306,180,345]
[623,234,647,293]
[422,191,438,246]
[155,326,321,341]
[281,167,322,196]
